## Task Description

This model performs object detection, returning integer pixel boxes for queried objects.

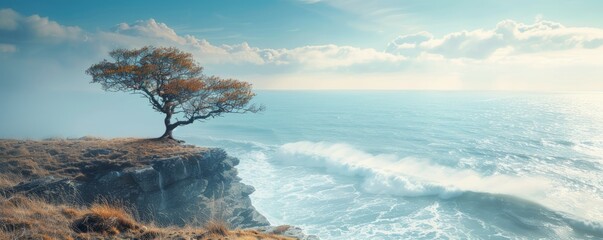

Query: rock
[254,225,320,240]
[10,176,81,202]
[7,148,270,228]
[83,148,112,157]
[128,167,161,192]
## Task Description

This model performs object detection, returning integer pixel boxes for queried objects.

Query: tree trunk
[159,126,175,140]
[158,112,176,140]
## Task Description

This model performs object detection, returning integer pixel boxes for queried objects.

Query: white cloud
[114,19,187,44]
[94,16,405,68]
[0,7,407,84]
[24,15,82,40]
[2,8,603,91]
[252,44,405,69]
[0,8,83,44]
[0,43,16,53]
[0,8,19,30]
[385,31,432,56]
[209,42,266,64]
[387,19,603,60]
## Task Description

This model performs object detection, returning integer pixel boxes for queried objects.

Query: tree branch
[169,109,224,128]
[141,87,164,112]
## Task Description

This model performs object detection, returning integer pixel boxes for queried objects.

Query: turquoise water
[181,91,603,239]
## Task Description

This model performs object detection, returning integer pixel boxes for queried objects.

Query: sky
[2,0,603,91]
[1,0,603,137]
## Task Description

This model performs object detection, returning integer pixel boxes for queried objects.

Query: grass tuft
[203,219,230,237]
[0,194,297,239]
[72,202,139,235]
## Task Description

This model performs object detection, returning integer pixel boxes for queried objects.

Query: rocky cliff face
[7,147,269,228]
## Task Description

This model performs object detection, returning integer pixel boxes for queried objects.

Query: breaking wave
[275,141,603,236]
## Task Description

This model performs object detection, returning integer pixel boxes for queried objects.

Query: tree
[86,46,263,140]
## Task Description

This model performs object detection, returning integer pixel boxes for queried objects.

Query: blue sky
[6,0,603,48]
[2,0,603,91]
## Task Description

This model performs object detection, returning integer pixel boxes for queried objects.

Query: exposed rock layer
[7,147,269,228]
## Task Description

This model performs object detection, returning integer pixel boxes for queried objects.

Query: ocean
[180,91,603,239]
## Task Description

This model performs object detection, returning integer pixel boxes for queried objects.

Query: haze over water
[183,91,603,239]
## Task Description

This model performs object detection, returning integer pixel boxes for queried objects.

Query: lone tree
[86,46,263,140]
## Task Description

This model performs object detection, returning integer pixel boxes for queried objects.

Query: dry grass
[0,194,296,240]
[0,195,79,239]
[0,137,206,185]
[204,220,230,236]
[72,202,139,235]
[0,175,22,190]
[229,228,297,240]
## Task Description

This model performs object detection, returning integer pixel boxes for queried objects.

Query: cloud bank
[1,8,603,90]
[96,18,405,69]
[386,19,603,60]
[0,8,83,47]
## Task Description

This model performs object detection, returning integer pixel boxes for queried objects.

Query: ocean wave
[275,141,603,234]
[276,141,550,199]
[183,136,603,237]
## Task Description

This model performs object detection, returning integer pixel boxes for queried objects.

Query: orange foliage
[162,79,204,96]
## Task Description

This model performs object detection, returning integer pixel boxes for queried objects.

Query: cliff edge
[0,137,302,238]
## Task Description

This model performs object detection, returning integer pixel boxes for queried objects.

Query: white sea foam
[278,141,550,198]
[276,141,603,227]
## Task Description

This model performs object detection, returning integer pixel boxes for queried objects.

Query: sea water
[181,91,603,239]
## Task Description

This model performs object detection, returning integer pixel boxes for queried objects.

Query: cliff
[0,138,317,239]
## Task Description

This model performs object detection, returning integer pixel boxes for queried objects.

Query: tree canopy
[86,46,262,140]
